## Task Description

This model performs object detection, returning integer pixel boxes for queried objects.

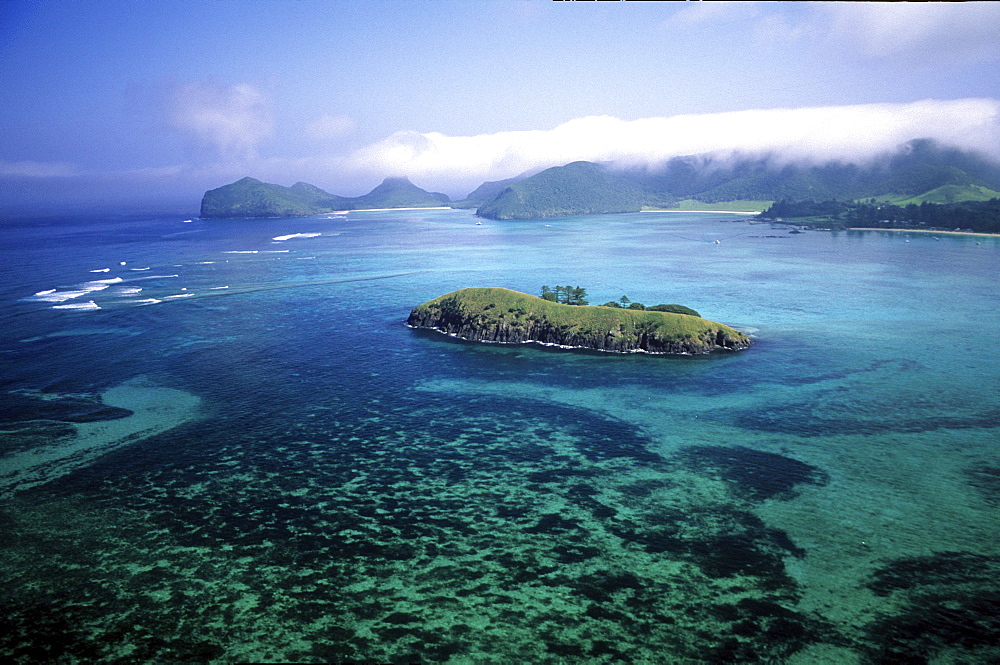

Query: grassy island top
[412,287,749,345]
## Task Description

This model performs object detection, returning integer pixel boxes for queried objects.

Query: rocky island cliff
[407,288,752,355]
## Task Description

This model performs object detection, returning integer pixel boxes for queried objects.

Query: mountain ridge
[199,139,1000,220]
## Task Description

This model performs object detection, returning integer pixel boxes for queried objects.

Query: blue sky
[2,1,999,211]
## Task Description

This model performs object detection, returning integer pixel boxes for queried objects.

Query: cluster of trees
[845,199,1000,233]
[762,198,1000,234]
[540,285,589,305]
[540,287,701,316]
[602,297,700,316]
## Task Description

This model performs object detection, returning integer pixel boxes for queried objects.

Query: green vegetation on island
[407,287,751,355]
[200,176,450,218]
[762,198,1000,234]
[539,285,701,316]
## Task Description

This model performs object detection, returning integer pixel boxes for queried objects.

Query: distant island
[200,176,450,218]
[407,287,752,355]
[200,138,1000,223]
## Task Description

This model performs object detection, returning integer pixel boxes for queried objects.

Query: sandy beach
[642,209,762,215]
[333,207,452,213]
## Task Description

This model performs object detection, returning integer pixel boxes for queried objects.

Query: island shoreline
[407,324,748,356]
[641,209,762,215]
[847,227,1000,238]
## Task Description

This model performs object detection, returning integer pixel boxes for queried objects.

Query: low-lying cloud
[343,98,1000,186]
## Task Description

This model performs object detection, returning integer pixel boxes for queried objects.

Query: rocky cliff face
[407,297,752,355]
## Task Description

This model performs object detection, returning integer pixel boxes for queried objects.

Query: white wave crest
[272,232,322,241]
[90,268,111,273]
[52,300,101,310]
[128,274,179,281]
[28,277,123,303]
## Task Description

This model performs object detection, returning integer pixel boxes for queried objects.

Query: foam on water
[51,300,100,310]
[27,277,123,303]
[272,232,322,241]
[127,274,179,281]
[90,268,110,273]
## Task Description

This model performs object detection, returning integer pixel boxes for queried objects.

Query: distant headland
[407,287,752,355]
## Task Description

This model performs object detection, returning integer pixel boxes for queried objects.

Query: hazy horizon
[2,1,999,212]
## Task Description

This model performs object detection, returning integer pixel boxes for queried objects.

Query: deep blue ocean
[1,208,998,663]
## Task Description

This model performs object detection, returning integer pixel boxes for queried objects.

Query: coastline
[848,227,1000,238]
[409,324,741,356]
[642,209,762,215]
[333,206,453,213]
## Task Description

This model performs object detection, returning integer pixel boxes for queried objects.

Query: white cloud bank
[342,99,1000,185]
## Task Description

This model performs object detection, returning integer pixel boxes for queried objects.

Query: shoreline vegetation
[407,287,752,355]
[762,198,1000,235]
[846,227,1000,238]
[642,209,762,215]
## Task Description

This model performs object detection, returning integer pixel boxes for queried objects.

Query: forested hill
[201,177,450,218]
[468,139,1000,220]
[761,198,1000,234]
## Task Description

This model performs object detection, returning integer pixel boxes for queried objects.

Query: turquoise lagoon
[1,208,998,663]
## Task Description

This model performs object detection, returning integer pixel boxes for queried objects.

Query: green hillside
[452,173,532,209]
[407,287,751,355]
[867,183,1000,206]
[477,162,647,220]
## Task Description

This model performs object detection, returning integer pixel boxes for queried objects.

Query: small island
[407,287,752,355]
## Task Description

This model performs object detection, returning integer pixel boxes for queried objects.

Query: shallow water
[1,209,998,663]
